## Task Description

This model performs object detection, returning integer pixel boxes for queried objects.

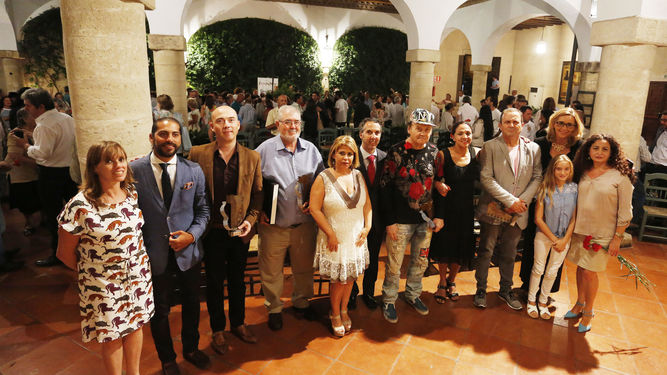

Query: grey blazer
[476,136,542,230]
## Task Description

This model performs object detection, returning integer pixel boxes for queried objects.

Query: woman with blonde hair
[519,107,585,296]
[57,141,154,375]
[310,136,371,337]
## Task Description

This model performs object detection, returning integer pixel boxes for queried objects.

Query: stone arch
[389,0,467,50]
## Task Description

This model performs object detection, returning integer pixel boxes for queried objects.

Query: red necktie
[367,155,376,185]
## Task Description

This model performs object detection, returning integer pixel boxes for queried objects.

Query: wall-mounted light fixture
[535,26,546,54]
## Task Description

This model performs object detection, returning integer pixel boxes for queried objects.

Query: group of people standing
[44,83,634,375]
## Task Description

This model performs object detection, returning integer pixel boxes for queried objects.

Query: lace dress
[314,169,369,282]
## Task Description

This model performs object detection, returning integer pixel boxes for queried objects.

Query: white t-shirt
[491,108,502,136]
[334,98,348,123]
[652,131,667,166]
[520,120,537,141]
[457,103,479,127]
[26,109,76,168]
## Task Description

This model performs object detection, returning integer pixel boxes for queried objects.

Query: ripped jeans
[382,223,432,304]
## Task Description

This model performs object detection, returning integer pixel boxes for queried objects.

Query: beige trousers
[258,222,316,313]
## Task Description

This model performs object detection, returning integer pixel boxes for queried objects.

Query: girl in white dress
[311,136,371,337]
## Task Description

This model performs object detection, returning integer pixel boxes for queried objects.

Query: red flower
[399,167,408,178]
[386,160,397,174]
[408,182,425,200]
[583,235,593,250]
[592,243,602,252]
[424,177,433,190]
[404,141,413,150]
[409,169,416,177]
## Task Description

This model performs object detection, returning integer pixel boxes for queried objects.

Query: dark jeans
[150,252,202,363]
[476,221,522,292]
[204,228,250,332]
[38,166,77,253]
[519,202,563,293]
[352,225,383,297]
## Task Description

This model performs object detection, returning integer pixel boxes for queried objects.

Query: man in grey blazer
[131,117,210,375]
[474,108,542,310]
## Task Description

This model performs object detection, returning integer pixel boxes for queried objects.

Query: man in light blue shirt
[255,105,324,331]
[238,96,256,132]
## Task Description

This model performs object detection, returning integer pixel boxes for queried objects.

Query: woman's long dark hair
[572,133,635,184]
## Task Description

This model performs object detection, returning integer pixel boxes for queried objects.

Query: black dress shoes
[183,350,211,370]
[161,361,180,375]
[294,306,317,321]
[35,255,62,267]
[268,312,283,331]
[362,294,378,310]
[347,294,357,310]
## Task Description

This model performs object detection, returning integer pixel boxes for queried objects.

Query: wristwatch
[614,231,624,239]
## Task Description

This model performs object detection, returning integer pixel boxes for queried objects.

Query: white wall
[508,24,574,101]
[651,47,667,82]
[433,30,470,100]
[433,24,575,103]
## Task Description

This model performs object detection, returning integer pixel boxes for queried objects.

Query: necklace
[552,142,567,153]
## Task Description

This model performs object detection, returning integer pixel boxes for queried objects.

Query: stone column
[406,49,440,113]
[470,64,491,110]
[60,0,155,166]
[148,34,187,118]
[0,50,24,93]
[589,17,666,163]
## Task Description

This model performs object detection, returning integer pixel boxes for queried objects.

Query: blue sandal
[564,301,585,319]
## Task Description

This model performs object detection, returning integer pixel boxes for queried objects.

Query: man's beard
[154,141,178,158]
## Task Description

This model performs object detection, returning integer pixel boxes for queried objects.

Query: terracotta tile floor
[1,205,666,375]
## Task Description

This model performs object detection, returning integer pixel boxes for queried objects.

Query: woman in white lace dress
[311,136,371,337]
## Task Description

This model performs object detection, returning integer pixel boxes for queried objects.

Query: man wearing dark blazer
[189,106,263,354]
[350,118,386,310]
[131,117,210,375]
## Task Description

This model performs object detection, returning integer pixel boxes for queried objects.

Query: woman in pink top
[565,134,634,333]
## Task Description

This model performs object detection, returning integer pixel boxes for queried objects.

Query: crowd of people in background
[0,83,664,375]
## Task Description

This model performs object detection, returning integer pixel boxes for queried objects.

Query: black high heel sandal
[446,280,459,301]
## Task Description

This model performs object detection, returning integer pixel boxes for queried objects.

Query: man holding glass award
[189,106,263,354]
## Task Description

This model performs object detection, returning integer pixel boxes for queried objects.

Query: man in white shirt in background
[519,106,536,141]
[457,96,478,128]
[390,95,405,127]
[12,88,77,267]
[486,96,501,136]
[334,91,348,127]
[291,93,305,115]
[648,112,667,174]
[266,94,288,135]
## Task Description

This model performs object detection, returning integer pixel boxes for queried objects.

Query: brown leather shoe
[210,331,227,355]
[231,324,258,344]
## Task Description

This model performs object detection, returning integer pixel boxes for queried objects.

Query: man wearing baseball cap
[378,108,444,323]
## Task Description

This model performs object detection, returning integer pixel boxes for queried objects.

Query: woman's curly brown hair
[572,133,635,184]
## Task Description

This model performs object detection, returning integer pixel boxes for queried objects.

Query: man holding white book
[255,105,325,331]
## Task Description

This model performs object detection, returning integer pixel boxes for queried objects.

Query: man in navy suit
[349,118,386,310]
[131,117,210,375]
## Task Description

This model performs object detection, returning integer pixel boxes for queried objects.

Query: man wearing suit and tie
[188,106,263,354]
[131,117,211,375]
[349,118,386,310]
[474,108,542,311]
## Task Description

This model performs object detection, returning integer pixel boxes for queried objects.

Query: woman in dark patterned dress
[430,121,480,303]
[57,141,154,375]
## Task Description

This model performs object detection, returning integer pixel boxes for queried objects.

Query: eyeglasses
[555,121,576,128]
[281,120,301,126]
